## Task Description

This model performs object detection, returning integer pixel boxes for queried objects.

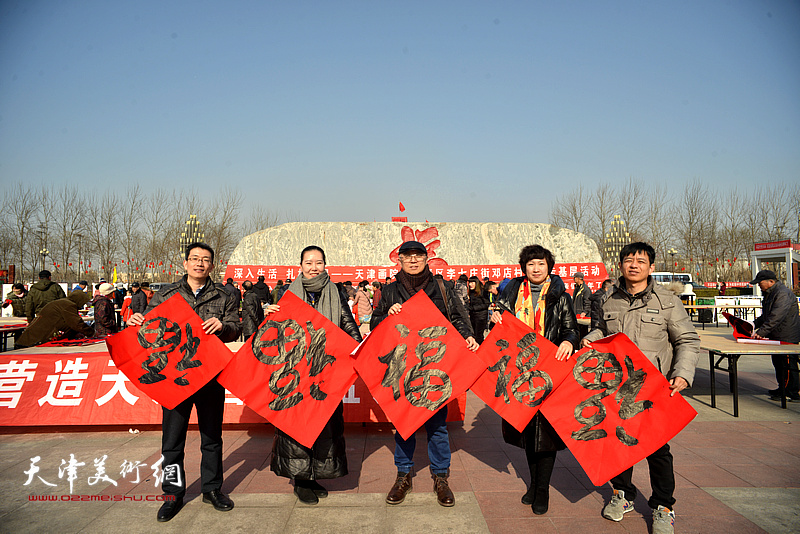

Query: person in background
[371,281,382,310]
[16,291,94,348]
[26,270,66,322]
[491,244,578,516]
[91,283,118,336]
[3,283,28,318]
[140,282,154,306]
[267,246,362,505]
[253,275,271,305]
[467,276,490,344]
[750,270,800,401]
[571,272,591,316]
[119,288,133,325]
[241,280,264,340]
[353,280,372,327]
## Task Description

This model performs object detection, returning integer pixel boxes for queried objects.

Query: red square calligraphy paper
[217,291,359,448]
[470,314,573,433]
[354,291,486,440]
[106,294,234,410]
[540,333,697,486]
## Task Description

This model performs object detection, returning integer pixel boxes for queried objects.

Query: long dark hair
[468,276,483,296]
[300,245,326,264]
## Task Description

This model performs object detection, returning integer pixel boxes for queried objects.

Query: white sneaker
[652,505,675,534]
[602,489,633,521]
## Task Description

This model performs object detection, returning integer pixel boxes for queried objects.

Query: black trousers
[161,379,225,498]
[772,354,800,396]
[610,442,675,509]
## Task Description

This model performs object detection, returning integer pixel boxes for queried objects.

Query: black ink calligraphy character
[570,350,622,442]
[173,324,202,386]
[137,317,182,385]
[615,355,653,420]
[304,321,336,401]
[378,324,411,401]
[403,326,452,411]
[252,319,307,410]
[488,339,513,404]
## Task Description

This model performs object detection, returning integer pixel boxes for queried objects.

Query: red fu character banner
[540,333,697,486]
[106,294,234,410]
[217,291,359,448]
[470,314,574,433]
[354,291,487,440]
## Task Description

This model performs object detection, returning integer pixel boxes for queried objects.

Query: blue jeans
[394,406,450,475]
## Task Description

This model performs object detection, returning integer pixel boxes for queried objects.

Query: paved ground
[1,327,799,533]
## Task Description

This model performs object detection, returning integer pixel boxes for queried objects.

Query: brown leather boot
[432,471,455,507]
[386,471,413,505]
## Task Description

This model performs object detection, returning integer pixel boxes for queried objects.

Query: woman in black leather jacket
[266,246,362,505]
[490,244,579,515]
[467,276,490,344]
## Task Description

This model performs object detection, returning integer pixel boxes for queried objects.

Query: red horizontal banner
[754,240,791,250]
[224,263,609,292]
[0,345,464,426]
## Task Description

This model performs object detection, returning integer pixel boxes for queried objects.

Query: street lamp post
[668,248,677,282]
[75,233,83,283]
[39,248,49,275]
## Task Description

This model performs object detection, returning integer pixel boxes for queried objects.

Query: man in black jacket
[241,280,264,340]
[371,241,478,508]
[571,272,591,315]
[127,242,241,522]
[751,270,800,401]
[129,282,147,315]
[252,275,271,305]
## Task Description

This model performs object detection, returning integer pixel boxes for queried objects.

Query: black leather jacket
[145,275,241,343]
[755,280,800,343]
[495,274,579,452]
[371,278,474,339]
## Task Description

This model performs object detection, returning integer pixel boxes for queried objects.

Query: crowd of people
[6,238,799,534]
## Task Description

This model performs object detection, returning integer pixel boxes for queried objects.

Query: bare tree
[240,204,280,237]
[617,177,647,241]
[549,185,588,234]
[118,184,145,282]
[589,183,620,262]
[52,185,86,282]
[85,191,120,280]
[6,183,39,280]
[205,186,243,268]
[640,183,674,271]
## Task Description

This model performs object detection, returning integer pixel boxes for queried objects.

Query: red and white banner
[540,333,696,486]
[217,292,359,448]
[224,263,609,292]
[354,291,486,440]
[754,240,792,251]
[470,314,574,433]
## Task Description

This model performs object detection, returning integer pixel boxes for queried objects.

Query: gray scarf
[288,271,341,328]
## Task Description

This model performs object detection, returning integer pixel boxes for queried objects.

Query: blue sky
[1,1,798,223]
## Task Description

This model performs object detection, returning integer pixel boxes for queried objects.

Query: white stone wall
[229,222,601,267]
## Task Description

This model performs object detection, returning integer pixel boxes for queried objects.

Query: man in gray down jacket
[582,242,699,534]
[750,269,800,401]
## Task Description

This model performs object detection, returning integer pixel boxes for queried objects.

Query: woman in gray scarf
[266,246,362,504]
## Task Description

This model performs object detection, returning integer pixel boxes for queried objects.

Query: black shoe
[521,487,535,505]
[308,480,328,498]
[156,498,183,522]
[531,487,549,515]
[294,482,319,505]
[789,394,800,402]
[768,388,780,396]
[202,490,234,511]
